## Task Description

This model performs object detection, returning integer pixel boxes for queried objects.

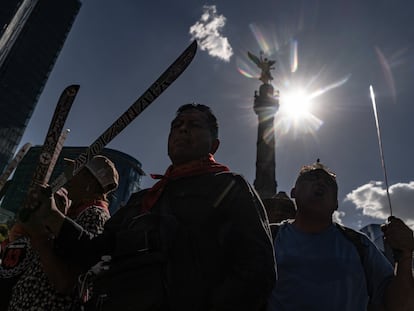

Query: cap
[65,155,119,193]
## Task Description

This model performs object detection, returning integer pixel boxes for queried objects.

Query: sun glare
[237,22,351,137]
[280,90,311,119]
[273,88,323,138]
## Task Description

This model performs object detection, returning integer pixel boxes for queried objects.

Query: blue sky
[19,0,414,229]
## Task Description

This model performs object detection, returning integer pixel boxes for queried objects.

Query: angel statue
[247,51,276,85]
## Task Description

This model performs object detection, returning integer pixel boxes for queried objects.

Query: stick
[369,85,392,216]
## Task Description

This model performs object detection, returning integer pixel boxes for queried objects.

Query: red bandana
[141,154,230,212]
[8,223,27,242]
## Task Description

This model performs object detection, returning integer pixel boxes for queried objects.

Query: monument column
[248,51,279,199]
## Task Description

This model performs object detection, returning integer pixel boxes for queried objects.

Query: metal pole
[369,85,392,216]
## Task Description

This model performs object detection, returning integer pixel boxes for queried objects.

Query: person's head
[290,159,338,216]
[168,103,220,165]
[263,191,296,223]
[64,155,119,204]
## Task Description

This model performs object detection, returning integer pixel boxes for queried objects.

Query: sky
[18,0,414,230]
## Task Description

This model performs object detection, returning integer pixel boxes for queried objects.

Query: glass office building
[1,146,145,216]
[0,0,81,173]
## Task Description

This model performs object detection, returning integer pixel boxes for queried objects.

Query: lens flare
[236,57,259,79]
[274,75,349,137]
[290,39,298,73]
[280,89,310,119]
[249,23,271,55]
[374,47,396,105]
[275,88,322,137]
[274,109,323,138]
[308,75,351,100]
[238,23,350,138]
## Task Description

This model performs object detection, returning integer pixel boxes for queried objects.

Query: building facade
[0,0,81,173]
[1,146,145,216]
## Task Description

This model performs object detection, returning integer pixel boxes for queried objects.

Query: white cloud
[344,181,414,229]
[189,5,233,62]
[332,210,345,225]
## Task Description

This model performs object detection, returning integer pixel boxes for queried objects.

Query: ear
[210,138,220,154]
[290,187,296,199]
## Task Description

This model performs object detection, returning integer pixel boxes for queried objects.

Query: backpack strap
[335,223,372,305]
[335,223,367,266]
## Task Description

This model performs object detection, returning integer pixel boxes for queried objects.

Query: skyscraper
[0,0,81,173]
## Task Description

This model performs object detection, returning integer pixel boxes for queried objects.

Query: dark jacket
[55,172,276,310]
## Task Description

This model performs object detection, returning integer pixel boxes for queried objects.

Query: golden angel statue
[247,51,276,84]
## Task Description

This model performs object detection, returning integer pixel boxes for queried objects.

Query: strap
[335,223,371,304]
[335,223,367,266]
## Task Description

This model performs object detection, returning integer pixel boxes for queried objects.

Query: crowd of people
[0,103,413,310]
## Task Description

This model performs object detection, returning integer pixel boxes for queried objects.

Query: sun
[273,88,324,137]
[280,89,311,119]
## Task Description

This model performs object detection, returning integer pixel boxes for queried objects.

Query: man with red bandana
[27,103,276,311]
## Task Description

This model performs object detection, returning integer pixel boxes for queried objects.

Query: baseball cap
[65,155,119,193]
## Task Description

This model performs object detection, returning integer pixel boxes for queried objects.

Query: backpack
[77,172,240,311]
[76,193,178,311]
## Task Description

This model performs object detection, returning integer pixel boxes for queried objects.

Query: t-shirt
[267,222,394,311]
